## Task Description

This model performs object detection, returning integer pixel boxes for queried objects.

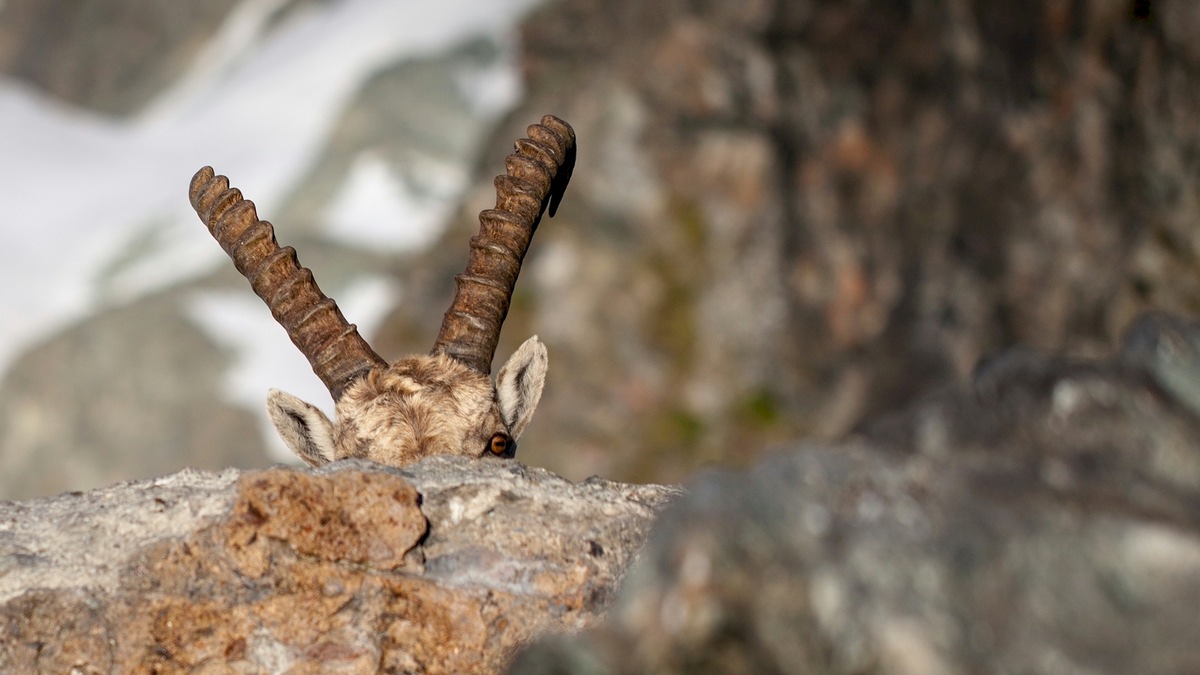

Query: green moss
[650,276,697,370]
[623,406,710,482]
[508,285,535,314]
[736,389,783,430]
[670,197,708,252]
[666,407,705,446]
[643,197,711,372]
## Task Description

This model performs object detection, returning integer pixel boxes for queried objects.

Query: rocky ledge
[0,457,679,673]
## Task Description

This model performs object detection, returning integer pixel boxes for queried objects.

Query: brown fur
[266,332,547,467]
[331,354,504,465]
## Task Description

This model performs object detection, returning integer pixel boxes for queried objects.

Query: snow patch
[0,0,546,378]
[320,151,462,251]
[136,0,295,125]
[185,275,401,462]
[454,38,525,117]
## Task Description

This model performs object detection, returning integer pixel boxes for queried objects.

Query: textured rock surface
[0,457,678,673]
[0,294,273,500]
[469,0,1200,483]
[0,0,243,115]
[507,312,1200,674]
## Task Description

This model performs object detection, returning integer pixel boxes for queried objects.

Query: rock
[0,292,272,500]
[0,457,679,673]
[507,312,1200,674]
[0,0,242,115]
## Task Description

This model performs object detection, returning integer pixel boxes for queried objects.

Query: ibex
[188,115,575,467]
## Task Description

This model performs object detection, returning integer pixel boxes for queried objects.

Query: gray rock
[0,456,679,673]
[508,313,1200,674]
[0,292,271,500]
[0,0,242,115]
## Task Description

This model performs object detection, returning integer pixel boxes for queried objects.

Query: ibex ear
[266,389,336,466]
[496,336,549,441]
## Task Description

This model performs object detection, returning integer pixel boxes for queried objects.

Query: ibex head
[189,115,575,467]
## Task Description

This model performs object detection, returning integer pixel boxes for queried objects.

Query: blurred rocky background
[2,0,1200,499]
[509,313,1200,674]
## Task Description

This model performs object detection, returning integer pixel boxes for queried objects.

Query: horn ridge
[189,166,386,400]
[431,115,576,374]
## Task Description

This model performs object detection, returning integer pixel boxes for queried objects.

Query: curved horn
[189,167,387,400]
[431,114,576,374]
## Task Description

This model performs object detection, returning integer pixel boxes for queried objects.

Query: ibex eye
[488,433,511,457]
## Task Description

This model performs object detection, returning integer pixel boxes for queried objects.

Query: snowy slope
[0,0,540,378]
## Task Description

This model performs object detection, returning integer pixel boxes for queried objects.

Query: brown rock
[230,469,427,570]
[0,458,679,673]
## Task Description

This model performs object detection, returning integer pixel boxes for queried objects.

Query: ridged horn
[188,166,387,400]
[431,114,576,374]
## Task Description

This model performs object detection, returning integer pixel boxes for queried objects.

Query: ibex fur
[188,115,575,467]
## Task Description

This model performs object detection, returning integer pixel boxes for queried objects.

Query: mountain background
[1,0,1198,499]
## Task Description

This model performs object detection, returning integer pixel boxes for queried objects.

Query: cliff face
[0,457,678,673]
[452,0,1200,482]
